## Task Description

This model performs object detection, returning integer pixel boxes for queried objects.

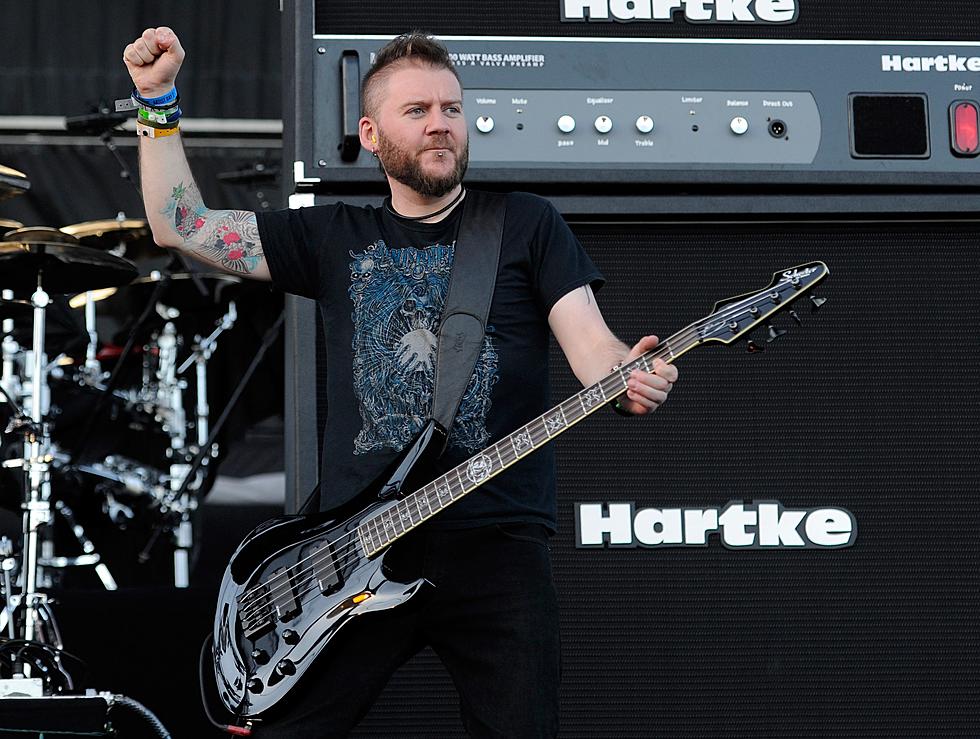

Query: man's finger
[141,27,162,56]
[122,43,145,67]
[133,39,155,65]
[627,334,659,360]
[156,27,184,61]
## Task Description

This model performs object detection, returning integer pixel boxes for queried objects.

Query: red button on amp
[950,100,980,156]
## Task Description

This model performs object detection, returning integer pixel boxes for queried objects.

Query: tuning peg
[766,324,787,343]
[746,340,765,353]
[789,309,803,326]
[810,295,827,311]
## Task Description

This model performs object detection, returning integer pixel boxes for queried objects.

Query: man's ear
[359,117,378,152]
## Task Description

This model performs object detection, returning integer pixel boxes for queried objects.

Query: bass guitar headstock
[695,262,829,350]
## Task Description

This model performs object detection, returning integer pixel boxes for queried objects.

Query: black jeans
[255,522,561,738]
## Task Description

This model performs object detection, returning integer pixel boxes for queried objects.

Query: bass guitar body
[213,421,445,718]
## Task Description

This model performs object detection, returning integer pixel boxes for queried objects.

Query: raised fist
[123,27,185,98]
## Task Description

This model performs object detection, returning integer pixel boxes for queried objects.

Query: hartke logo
[575,501,856,549]
[881,54,980,72]
[561,0,798,23]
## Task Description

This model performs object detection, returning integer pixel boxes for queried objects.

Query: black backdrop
[0,0,281,119]
[336,221,980,737]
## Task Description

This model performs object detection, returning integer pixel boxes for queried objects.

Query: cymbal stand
[0,538,17,639]
[1,290,21,409]
[154,319,187,455]
[4,273,63,672]
[169,301,236,588]
[179,300,237,450]
[81,291,101,380]
[147,316,192,587]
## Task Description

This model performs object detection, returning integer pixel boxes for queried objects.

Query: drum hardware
[65,274,169,469]
[179,299,238,449]
[0,240,136,678]
[38,500,117,591]
[0,538,17,639]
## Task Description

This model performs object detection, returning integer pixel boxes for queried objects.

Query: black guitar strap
[431,189,506,455]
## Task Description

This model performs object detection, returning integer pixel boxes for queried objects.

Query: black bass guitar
[212,262,829,720]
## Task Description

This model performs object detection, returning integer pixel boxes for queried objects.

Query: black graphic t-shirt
[256,191,603,532]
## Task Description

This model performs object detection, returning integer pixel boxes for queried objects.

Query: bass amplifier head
[289,0,980,192]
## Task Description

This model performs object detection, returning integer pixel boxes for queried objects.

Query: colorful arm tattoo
[161,182,265,274]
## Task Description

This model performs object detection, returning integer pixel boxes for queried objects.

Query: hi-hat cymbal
[0,241,138,295]
[1,226,80,245]
[121,271,242,311]
[0,297,33,320]
[0,164,29,202]
[0,218,24,233]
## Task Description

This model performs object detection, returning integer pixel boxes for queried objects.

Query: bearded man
[123,27,677,738]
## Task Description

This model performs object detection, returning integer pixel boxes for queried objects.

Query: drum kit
[0,164,246,687]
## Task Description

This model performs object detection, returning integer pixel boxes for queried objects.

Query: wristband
[136,122,180,138]
[610,399,634,417]
[138,106,182,125]
[133,86,177,107]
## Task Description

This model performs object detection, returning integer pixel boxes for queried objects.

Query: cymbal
[60,218,164,263]
[124,271,242,310]
[60,217,148,241]
[0,241,138,295]
[0,218,24,233]
[1,226,80,245]
[0,297,32,320]
[0,164,29,202]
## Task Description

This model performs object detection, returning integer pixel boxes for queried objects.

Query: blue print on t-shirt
[348,239,498,455]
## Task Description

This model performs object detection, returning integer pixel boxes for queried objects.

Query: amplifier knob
[730,116,749,136]
[557,115,576,134]
[635,115,654,134]
[594,115,613,134]
[475,115,494,133]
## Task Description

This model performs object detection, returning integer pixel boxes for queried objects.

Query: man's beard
[376,133,469,198]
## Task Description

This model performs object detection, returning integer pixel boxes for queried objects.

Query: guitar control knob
[282,629,299,645]
[251,648,270,665]
[635,115,654,134]
[475,115,494,134]
[730,116,749,136]
[557,115,576,134]
[247,677,264,693]
[594,115,613,134]
[276,659,296,677]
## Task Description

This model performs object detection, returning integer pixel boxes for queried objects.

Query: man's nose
[425,109,452,133]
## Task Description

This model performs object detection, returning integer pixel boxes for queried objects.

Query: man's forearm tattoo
[161,182,264,274]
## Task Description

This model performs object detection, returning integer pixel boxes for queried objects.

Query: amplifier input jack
[768,119,787,138]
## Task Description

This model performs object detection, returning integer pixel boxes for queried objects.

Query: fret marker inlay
[466,455,494,484]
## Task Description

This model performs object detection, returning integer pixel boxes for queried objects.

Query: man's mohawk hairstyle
[360,32,460,118]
